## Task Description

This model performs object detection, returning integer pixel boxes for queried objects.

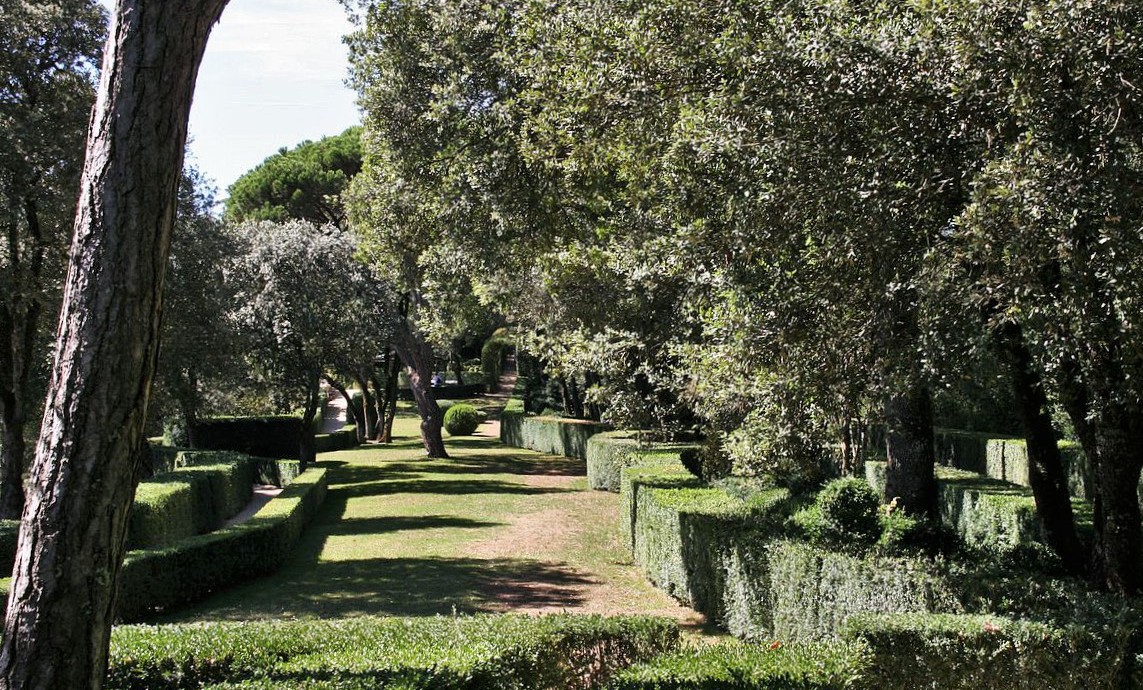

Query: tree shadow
[198,556,598,620]
[325,514,503,537]
[382,454,586,478]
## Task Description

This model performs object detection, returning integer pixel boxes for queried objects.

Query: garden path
[164,411,713,636]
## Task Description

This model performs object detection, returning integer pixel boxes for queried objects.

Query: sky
[98,0,362,197]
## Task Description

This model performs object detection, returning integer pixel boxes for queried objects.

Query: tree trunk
[299,375,320,469]
[451,343,464,385]
[393,321,447,458]
[883,383,937,517]
[0,3,228,688]
[380,352,400,443]
[355,371,377,442]
[992,321,1085,574]
[0,412,25,521]
[326,374,366,443]
[1092,411,1143,595]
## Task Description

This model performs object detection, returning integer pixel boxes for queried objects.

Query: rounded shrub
[443,404,485,436]
[817,477,881,543]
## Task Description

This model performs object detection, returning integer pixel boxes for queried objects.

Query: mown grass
[162,406,702,628]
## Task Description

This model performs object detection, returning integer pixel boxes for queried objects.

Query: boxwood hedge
[107,614,680,690]
[588,431,700,492]
[500,402,609,460]
[608,640,867,690]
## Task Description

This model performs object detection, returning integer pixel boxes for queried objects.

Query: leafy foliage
[442,403,483,436]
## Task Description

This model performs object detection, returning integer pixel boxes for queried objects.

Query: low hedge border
[624,466,792,638]
[500,407,610,460]
[0,466,328,621]
[865,461,1093,557]
[842,612,1137,689]
[127,452,259,550]
[767,540,961,642]
[588,431,700,492]
[315,424,359,453]
[608,640,867,690]
[114,466,328,621]
[107,614,680,690]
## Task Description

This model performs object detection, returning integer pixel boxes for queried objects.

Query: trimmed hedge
[398,382,485,401]
[626,467,792,638]
[0,467,328,621]
[191,416,304,459]
[866,461,1092,558]
[842,612,1134,689]
[588,431,700,492]
[127,452,258,550]
[500,406,610,460]
[445,403,486,435]
[315,425,359,453]
[114,467,328,621]
[767,540,960,641]
[608,641,867,690]
[482,332,513,392]
[258,458,302,487]
[107,614,680,690]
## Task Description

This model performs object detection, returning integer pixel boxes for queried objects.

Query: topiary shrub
[817,478,881,544]
[444,403,485,436]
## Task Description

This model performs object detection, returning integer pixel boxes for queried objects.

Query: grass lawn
[163,406,712,634]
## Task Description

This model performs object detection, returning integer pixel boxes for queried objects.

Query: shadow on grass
[325,514,503,536]
[337,478,575,498]
[382,454,586,478]
[205,556,597,620]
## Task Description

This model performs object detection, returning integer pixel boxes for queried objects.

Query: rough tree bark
[393,320,447,458]
[992,320,1085,575]
[353,371,376,442]
[883,383,937,518]
[0,2,229,688]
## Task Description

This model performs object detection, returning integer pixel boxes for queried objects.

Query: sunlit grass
[161,405,705,630]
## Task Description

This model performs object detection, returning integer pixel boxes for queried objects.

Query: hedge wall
[106,614,679,690]
[500,404,610,460]
[191,416,304,459]
[114,466,328,621]
[608,640,867,690]
[767,541,960,641]
[315,425,359,453]
[625,467,791,638]
[126,452,258,550]
[842,612,1136,690]
[588,431,700,492]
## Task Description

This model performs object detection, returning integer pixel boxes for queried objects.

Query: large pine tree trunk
[393,321,447,458]
[0,2,229,688]
[1092,412,1143,595]
[0,251,43,520]
[883,383,937,517]
[992,321,1085,574]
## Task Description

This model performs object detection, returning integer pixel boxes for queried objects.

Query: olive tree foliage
[924,0,1143,593]
[0,0,105,519]
[226,219,396,466]
[225,126,363,228]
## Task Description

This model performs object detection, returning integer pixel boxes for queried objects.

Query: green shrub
[444,404,485,436]
[258,458,302,487]
[842,612,1129,690]
[587,431,700,492]
[768,540,961,641]
[627,471,791,638]
[500,410,609,460]
[817,479,880,544]
[608,640,867,690]
[113,467,328,621]
[106,614,680,690]
[315,425,359,453]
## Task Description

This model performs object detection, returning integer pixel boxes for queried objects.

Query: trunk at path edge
[0,2,231,688]
[394,326,447,458]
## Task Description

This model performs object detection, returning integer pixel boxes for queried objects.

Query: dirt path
[166,411,713,636]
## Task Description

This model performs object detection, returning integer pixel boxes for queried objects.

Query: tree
[0,1,230,687]
[227,219,394,466]
[154,165,242,445]
[225,126,362,227]
[0,0,105,519]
